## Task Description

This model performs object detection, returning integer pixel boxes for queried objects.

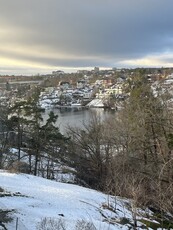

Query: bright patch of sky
[0,0,173,74]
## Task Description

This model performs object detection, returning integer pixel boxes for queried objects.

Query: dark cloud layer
[0,0,173,74]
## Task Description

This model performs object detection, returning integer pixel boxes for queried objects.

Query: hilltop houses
[4,67,173,110]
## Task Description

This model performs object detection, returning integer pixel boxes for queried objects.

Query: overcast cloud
[0,0,173,74]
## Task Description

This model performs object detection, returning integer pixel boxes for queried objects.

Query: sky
[0,0,173,75]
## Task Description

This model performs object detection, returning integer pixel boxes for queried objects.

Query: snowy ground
[87,99,104,108]
[0,170,167,230]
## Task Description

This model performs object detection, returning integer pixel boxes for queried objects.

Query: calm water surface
[43,108,115,134]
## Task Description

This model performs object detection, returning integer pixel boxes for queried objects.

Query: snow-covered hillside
[0,171,168,230]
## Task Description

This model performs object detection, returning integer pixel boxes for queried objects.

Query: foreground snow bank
[0,170,166,230]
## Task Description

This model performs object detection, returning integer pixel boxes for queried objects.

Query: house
[102,78,115,88]
[83,91,93,99]
[77,80,87,89]
[44,87,54,94]
[59,81,71,90]
[96,84,123,99]
[93,67,99,73]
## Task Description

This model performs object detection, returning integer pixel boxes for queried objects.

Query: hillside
[0,170,170,230]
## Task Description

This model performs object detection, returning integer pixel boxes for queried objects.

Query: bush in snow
[75,220,97,230]
[37,217,66,230]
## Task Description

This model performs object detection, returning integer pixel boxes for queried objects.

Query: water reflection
[43,107,115,134]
